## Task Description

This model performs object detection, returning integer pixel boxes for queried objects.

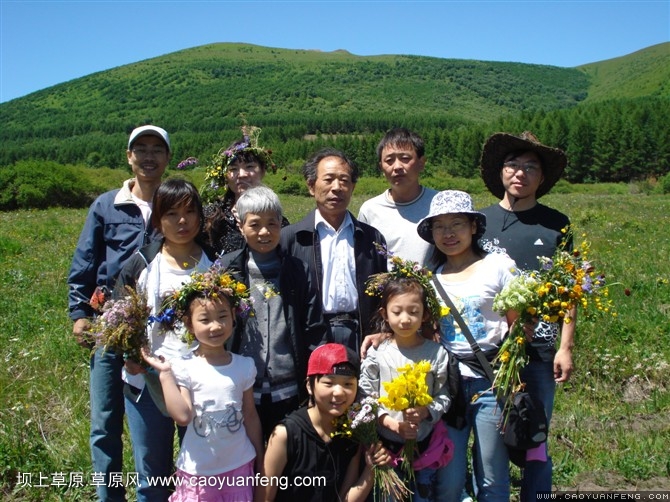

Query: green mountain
[578,42,670,101]
[1,42,668,182]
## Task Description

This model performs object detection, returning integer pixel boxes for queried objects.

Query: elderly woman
[201,126,287,255]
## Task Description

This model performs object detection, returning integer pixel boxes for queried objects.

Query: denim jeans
[414,467,438,502]
[436,377,509,502]
[124,378,176,502]
[89,347,126,502]
[519,360,555,501]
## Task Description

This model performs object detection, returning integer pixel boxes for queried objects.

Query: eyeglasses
[431,220,470,234]
[503,162,541,175]
[132,147,167,157]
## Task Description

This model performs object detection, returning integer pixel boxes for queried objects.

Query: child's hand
[141,347,171,373]
[364,442,392,468]
[402,406,429,425]
[396,420,418,440]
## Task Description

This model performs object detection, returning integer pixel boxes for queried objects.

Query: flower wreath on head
[201,125,276,204]
[150,260,253,344]
[365,243,447,324]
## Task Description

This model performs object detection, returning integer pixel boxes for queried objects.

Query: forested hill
[1,42,669,183]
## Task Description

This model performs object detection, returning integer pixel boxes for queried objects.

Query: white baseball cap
[128,125,171,152]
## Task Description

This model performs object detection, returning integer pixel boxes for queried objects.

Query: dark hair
[376,127,425,162]
[430,214,486,266]
[502,150,544,171]
[225,138,268,172]
[302,147,359,186]
[373,277,436,334]
[150,178,204,232]
[186,291,233,315]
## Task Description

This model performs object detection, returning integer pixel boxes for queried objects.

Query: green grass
[1,191,669,500]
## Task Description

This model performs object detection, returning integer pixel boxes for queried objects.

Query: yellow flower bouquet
[378,360,434,485]
[491,227,614,426]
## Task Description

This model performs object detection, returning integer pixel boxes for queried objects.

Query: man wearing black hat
[478,131,574,502]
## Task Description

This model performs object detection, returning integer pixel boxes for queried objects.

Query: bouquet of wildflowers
[90,286,151,365]
[490,227,614,426]
[332,396,410,501]
[378,360,434,486]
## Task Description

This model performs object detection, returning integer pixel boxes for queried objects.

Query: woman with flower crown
[201,126,289,255]
[112,178,217,501]
[142,265,263,502]
[415,190,519,502]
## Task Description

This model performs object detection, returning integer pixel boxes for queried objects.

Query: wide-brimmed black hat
[480,131,567,199]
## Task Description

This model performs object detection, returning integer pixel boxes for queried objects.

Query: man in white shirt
[280,148,387,353]
[359,127,439,268]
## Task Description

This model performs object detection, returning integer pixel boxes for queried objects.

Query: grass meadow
[1,186,669,501]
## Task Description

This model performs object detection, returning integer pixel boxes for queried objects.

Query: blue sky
[1,0,668,103]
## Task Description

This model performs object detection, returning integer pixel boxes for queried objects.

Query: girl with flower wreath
[201,125,289,255]
[142,264,263,502]
[113,178,217,501]
[415,190,518,502]
[359,268,453,502]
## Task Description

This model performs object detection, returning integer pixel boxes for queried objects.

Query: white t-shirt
[123,251,214,390]
[358,186,438,268]
[433,252,516,378]
[173,353,257,475]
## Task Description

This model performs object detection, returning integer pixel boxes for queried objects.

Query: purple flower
[176,157,198,170]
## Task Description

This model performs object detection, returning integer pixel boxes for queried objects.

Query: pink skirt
[169,459,254,502]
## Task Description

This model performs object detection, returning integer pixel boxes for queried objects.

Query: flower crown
[201,126,275,203]
[150,261,253,340]
[365,243,445,322]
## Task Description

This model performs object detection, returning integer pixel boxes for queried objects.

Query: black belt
[324,311,358,323]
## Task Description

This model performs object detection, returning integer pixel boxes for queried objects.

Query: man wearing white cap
[68,125,171,501]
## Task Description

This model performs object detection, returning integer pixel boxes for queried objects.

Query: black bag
[501,391,548,467]
[442,353,467,430]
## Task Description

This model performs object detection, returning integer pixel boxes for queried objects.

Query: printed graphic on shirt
[193,400,244,437]
[440,295,486,342]
[534,320,559,346]
[480,237,509,257]
[534,238,544,246]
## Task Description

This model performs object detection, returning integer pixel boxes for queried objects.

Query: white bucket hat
[417,190,486,244]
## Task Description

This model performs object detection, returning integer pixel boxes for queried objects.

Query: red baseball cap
[307,343,360,377]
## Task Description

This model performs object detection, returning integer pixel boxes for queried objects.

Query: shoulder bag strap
[431,275,496,383]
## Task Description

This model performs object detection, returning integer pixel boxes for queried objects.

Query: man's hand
[72,318,94,349]
[360,332,392,359]
[554,347,574,383]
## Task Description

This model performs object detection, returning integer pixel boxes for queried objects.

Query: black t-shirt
[480,203,571,361]
[276,407,358,502]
